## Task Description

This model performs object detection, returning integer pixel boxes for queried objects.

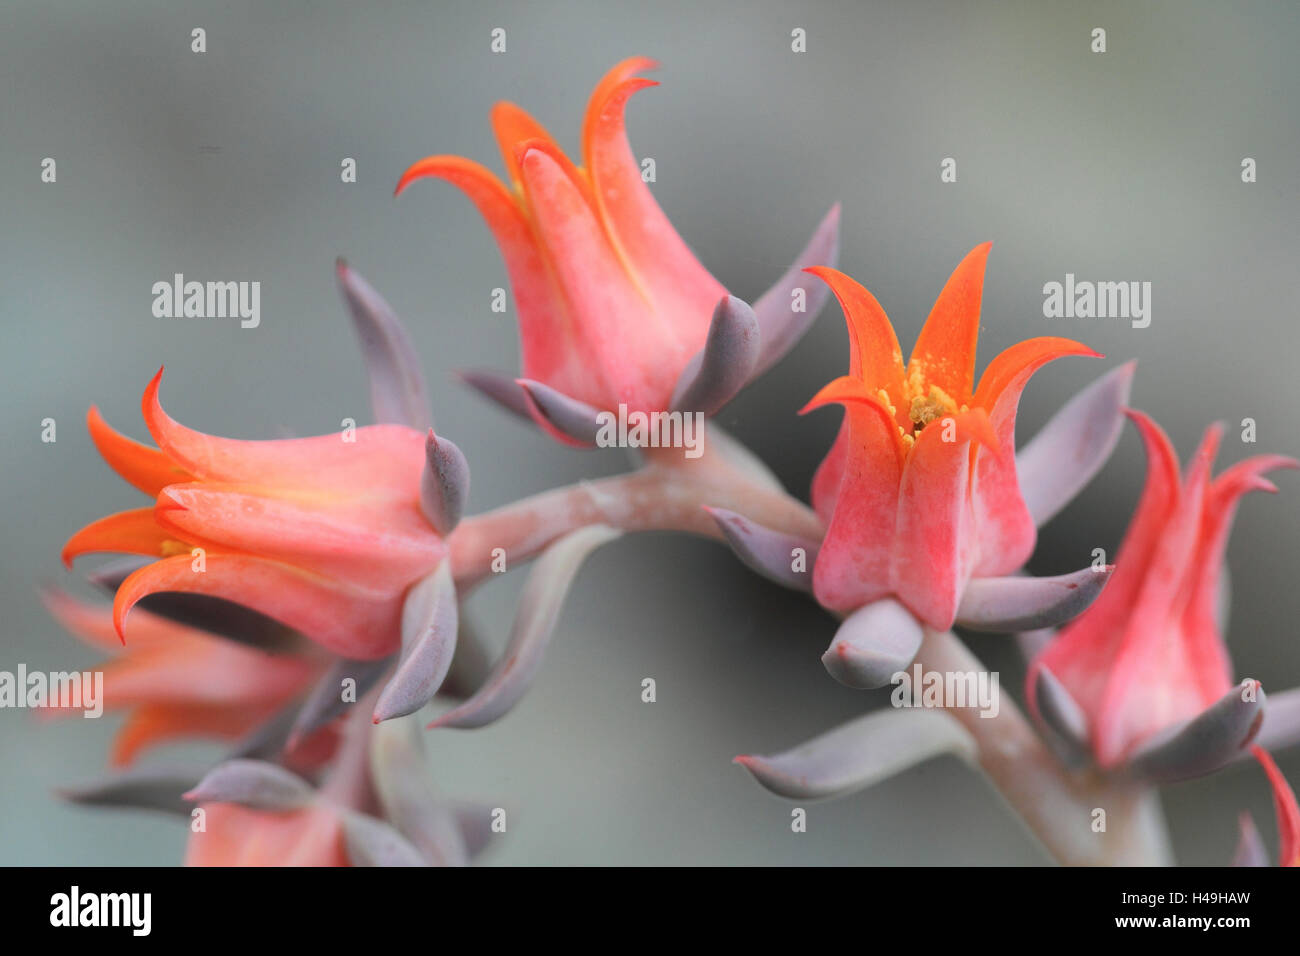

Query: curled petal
[909,242,992,402]
[970,336,1101,577]
[703,506,819,592]
[734,708,976,801]
[517,379,604,447]
[431,525,622,729]
[822,598,924,690]
[1015,361,1135,526]
[669,296,761,416]
[803,267,906,414]
[86,406,192,497]
[342,811,428,867]
[581,57,725,344]
[373,561,459,723]
[183,758,314,810]
[395,156,572,389]
[955,565,1113,633]
[750,205,842,378]
[421,430,470,536]
[336,259,431,431]
[1126,680,1266,783]
[62,508,171,568]
[142,368,427,498]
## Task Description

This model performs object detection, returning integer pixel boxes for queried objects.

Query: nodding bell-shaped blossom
[396,57,840,443]
[782,244,1118,687]
[39,588,328,768]
[1026,413,1298,779]
[62,370,450,660]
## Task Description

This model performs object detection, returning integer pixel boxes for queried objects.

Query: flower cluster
[44,59,1299,867]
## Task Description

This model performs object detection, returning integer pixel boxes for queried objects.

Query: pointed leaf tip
[956,565,1113,632]
[373,561,459,723]
[336,262,431,431]
[704,506,819,592]
[822,598,924,690]
[1127,680,1266,783]
[184,758,314,810]
[670,296,761,416]
[516,379,604,447]
[421,430,470,536]
[736,709,976,801]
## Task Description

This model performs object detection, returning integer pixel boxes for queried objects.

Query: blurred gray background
[2,0,1297,865]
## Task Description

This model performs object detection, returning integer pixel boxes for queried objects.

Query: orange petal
[1093,418,1218,766]
[141,370,426,499]
[101,641,314,711]
[1179,452,1299,704]
[581,58,725,345]
[908,243,992,402]
[87,406,192,496]
[811,403,904,612]
[805,266,907,424]
[1253,747,1300,867]
[115,553,403,659]
[1031,410,1183,741]
[889,412,986,630]
[969,336,1099,577]
[155,484,442,593]
[111,702,275,767]
[394,156,572,385]
[810,422,849,524]
[972,336,1101,412]
[518,145,674,410]
[62,507,172,568]
[185,803,349,867]
[490,101,582,191]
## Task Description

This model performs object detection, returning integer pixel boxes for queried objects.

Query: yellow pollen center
[908,385,960,432]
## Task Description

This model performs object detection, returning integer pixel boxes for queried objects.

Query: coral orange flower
[397,57,839,444]
[186,802,349,867]
[40,588,328,768]
[1026,413,1297,776]
[62,369,445,660]
[800,245,1101,664]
